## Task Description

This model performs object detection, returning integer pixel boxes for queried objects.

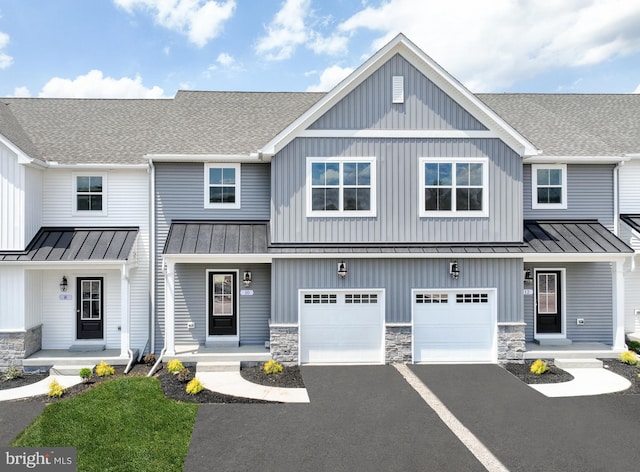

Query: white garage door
[413,290,496,363]
[300,290,384,364]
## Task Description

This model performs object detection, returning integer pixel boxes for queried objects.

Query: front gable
[309,53,487,132]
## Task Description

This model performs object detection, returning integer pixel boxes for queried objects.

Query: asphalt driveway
[409,364,640,472]
[0,400,44,446]
[184,365,486,472]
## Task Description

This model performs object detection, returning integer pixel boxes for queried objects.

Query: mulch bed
[502,360,574,384]
[3,362,305,404]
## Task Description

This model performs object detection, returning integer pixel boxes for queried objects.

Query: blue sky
[1,0,639,98]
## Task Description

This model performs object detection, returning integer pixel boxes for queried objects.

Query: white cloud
[216,52,234,66]
[306,65,354,92]
[634,83,640,93]
[114,0,235,47]
[38,70,166,98]
[11,86,31,97]
[256,0,349,60]
[0,32,13,69]
[338,0,640,92]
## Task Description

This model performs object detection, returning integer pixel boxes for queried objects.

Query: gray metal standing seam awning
[0,227,139,262]
[162,220,633,257]
[621,215,640,235]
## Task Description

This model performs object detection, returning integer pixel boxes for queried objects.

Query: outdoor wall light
[60,275,68,292]
[523,269,533,283]
[242,271,252,287]
[337,261,348,278]
[449,261,460,280]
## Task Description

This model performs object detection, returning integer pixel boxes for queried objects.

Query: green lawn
[12,377,198,472]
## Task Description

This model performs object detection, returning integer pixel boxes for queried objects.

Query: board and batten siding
[271,258,523,325]
[271,138,522,243]
[310,54,487,131]
[0,142,42,250]
[154,162,271,352]
[523,263,614,343]
[41,169,150,354]
[619,160,640,214]
[173,264,270,346]
[0,267,25,329]
[523,164,615,229]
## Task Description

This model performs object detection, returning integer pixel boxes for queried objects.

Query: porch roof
[621,214,640,235]
[0,227,139,262]
[163,220,632,258]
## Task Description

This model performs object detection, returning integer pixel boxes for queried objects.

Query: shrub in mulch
[502,360,574,384]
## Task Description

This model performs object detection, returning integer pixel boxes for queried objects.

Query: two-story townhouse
[0,99,154,370]
[157,34,633,366]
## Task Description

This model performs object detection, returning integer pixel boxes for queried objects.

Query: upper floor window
[419,158,488,217]
[74,174,106,215]
[307,157,376,217]
[205,163,241,209]
[532,164,567,209]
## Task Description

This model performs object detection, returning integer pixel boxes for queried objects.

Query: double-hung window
[419,158,488,217]
[307,157,376,217]
[73,174,106,215]
[531,164,567,209]
[205,163,240,209]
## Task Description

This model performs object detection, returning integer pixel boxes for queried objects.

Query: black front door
[536,271,562,334]
[76,277,104,339]
[208,272,237,336]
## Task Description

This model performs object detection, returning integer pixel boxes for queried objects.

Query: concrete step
[50,364,96,376]
[554,358,603,369]
[535,338,573,347]
[196,361,240,373]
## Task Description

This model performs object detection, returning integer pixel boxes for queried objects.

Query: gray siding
[174,263,270,346]
[524,164,615,229]
[272,258,523,325]
[523,263,613,344]
[310,54,486,131]
[272,138,522,243]
[154,162,270,352]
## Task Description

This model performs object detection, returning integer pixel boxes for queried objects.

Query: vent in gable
[392,75,404,104]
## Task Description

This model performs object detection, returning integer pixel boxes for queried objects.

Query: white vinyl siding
[619,160,640,214]
[0,267,25,329]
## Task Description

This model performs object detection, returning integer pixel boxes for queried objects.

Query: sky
[0,0,640,99]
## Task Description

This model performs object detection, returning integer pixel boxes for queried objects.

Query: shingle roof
[478,94,640,156]
[0,227,139,262]
[1,91,324,164]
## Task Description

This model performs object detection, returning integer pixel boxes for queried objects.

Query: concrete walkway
[0,375,83,401]
[530,367,631,397]
[197,372,310,403]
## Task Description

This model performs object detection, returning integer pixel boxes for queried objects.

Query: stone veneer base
[498,324,526,363]
[0,325,42,371]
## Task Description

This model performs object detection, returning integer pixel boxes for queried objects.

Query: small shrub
[177,367,192,383]
[627,341,640,354]
[167,359,184,374]
[48,379,65,398]
[186,378,203,395]
[263,359,284,375]
[95,361,115,377]
[3,365,23,381]
[79,368,93,383]
[530,359,548,375]
[619,350,638,365]
[142,353,156,366]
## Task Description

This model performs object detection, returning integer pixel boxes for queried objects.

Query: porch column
[164,261,176,356]
[120,264,131,357]
[612,259,625,350]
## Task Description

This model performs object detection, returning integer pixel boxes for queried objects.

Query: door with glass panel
[76,277,104,339]
[535,271,562,334]
[208,272,237,336]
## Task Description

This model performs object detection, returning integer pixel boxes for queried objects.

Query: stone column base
[269,325,298,365]
[385,326,412,363]
[498,324,525,363]
[0,325,42,371]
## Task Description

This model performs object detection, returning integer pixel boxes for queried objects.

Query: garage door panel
[300,291,384,364]
[413,290,495,363]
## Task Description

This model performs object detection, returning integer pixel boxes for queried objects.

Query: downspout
[149,159,156,355]
[122,263,136,374]
[613,161,623,236]
[148,258,167,377]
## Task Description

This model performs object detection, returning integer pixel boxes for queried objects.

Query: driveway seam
[394,364,509,472]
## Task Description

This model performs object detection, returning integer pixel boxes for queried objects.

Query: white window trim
[531,164,567,210]
[306,156,377,217]
[204,163,241,209]
[419,157,489,217]
[72,173,107,216]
